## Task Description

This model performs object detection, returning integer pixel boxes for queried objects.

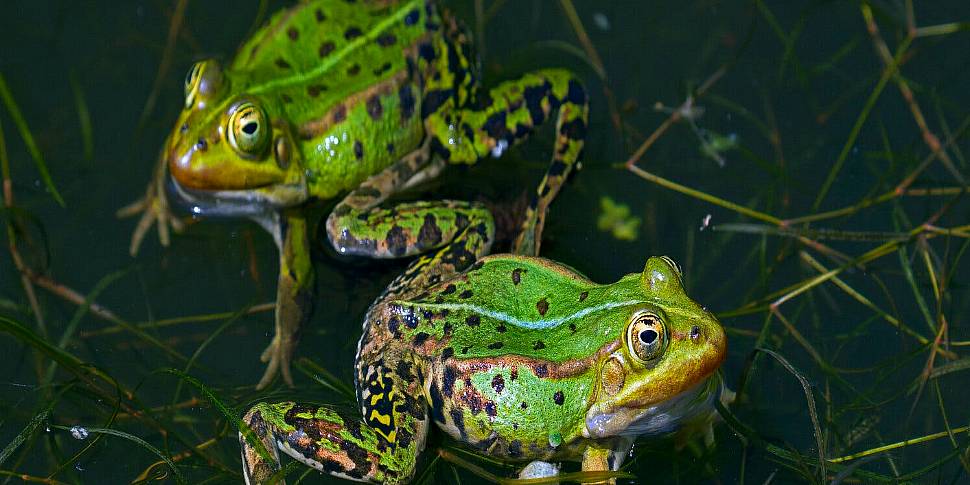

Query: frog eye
[184,60,224,109]
[659,256,683,281]
[184,62,204,108]
[227,102,270,156]
[627,312,666,363]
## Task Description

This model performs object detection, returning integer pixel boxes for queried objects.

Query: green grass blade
[44,269,129,385]
[50,425,185,484]
[159,368,275,468]
[0,408,51,467]
[0,73,65,206]
[294,357,356,400]
[68,72,94,162]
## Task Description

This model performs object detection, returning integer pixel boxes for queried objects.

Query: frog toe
[257,337,295,389]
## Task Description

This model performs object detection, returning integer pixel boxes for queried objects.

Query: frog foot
[518,461,560,482]
[116,155,184,256]
[257,332,295,389]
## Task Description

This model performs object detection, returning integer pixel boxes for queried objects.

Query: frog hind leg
[380,200,495,300]
[424,68,589,256]
[241,361,430,484]
[257,209,315,390]
[325,144,494,266]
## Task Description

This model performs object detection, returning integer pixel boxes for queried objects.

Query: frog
[118,0,589,389]
[238,193,728,485]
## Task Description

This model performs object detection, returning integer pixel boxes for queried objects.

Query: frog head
[167,60,308,215]
[584,256,727,439]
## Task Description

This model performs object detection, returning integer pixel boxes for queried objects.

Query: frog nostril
[196,138,208,151]
[180,123,189,134]
[689,325,701,342]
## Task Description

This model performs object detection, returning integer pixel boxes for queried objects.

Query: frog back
[356,255,644,460]
[225,0,437,198]
[231,0,429,118]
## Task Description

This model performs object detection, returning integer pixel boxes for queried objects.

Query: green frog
[119,0,588,389]
[239,208,728,484]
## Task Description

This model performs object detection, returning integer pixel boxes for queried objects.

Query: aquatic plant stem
[78,302,275,338]
[0,74,64,206]
[810,34,905,212]
[136,0,188,133]
[624,67,726,170]
[828,425,970,464]
[862,4,964,186]
[627,164,781,225]
[800,252,931,346]
[558,0,622,132]
[0,114,48,386]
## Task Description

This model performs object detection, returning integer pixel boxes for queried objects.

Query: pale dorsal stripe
[250,0,423,95]
[417,300,645,330]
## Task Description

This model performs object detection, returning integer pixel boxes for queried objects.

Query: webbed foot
[117,152,184,255]
[257,331,295,389]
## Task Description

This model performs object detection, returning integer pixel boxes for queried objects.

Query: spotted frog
[119,0,588,389]
[240,212,728,484]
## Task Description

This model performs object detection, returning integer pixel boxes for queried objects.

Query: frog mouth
[584,374,724,439]
[168,175,308,218]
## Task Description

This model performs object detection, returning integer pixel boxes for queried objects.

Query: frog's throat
[584,374,723,439]
[169,175,308,218]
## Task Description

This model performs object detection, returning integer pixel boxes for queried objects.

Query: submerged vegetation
[1,0,969,483]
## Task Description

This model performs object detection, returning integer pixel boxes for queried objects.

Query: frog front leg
[425,68,589,257]
[258,209,314,389]
[581,439,633,485]
[116,147,185,255]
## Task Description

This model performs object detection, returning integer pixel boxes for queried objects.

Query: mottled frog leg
[257,209,314,390]
[241,355,430,484]
[581,438,632,485]
[425,69,589,257]
[116,147,185,255]
[326,143,493,267]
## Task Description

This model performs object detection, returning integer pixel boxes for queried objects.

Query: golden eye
[227,102,270,156]
[627,312,666,363]
[184,62,204,108]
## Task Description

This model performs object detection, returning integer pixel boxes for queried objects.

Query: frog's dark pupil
[639,329,658,345]
[242,122,258,135]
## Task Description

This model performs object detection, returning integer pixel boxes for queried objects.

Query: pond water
[1,1,968,483]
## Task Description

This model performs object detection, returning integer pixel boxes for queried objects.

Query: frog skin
[239,245,728,483]
[119,0,589,389]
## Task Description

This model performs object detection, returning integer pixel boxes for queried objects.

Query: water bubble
[490,139,509,158]
[593,12,610,31]
[699,214,712,231]
[70,425,90,440]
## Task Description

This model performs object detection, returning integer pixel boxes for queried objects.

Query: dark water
[2,1,969,483]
